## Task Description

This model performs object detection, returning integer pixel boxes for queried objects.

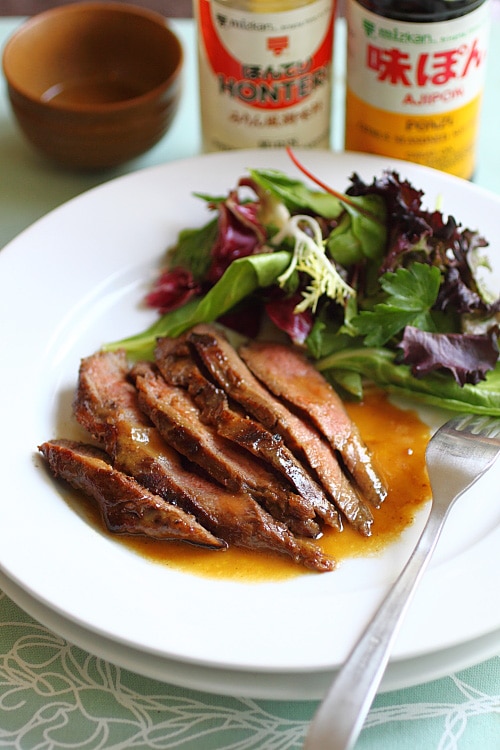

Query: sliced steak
[131,361,320,538]
[39,439,224,548]
[73,350,334,571]
[73,348,143,454]
[154,337,341,530]
[240,341,387,508]
[185,324,373,535]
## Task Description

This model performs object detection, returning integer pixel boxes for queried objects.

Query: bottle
[194,0,336,151]
[344,0,491,179]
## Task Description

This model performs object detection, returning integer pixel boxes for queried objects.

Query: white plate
[0,150,499,691]
[1,567,499,699]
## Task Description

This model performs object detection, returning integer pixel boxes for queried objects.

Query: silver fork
[304,414,500,750]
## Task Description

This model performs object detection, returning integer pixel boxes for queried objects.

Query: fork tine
[445,414,475,432]
[451,414,500,440]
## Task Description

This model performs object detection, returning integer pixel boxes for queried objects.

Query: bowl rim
[2,0,184,114]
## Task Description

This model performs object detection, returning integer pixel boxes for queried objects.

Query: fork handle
[304,506,449,750]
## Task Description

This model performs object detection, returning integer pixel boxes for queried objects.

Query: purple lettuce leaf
[207,188,267,284]
[399,325,499,386]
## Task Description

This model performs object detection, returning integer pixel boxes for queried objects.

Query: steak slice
[73,349,140,453]
[73,350,334,571]
[240,341,387,508]
[186,324,373,535]
[154,337,341,530]
[39,439,224,548]
[131,361,320,538]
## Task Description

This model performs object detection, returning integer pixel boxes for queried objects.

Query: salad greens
[274,214,355,313]
[106,151,500,415]
[110,252,291,360]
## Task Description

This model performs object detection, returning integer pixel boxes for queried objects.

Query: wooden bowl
[2,2,183,169]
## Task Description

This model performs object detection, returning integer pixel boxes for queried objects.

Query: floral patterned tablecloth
[1,592,499,750]
[0,16,499,750]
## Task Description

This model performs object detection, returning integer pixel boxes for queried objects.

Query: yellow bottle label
[195,0,335,151]
[345,0,490,178]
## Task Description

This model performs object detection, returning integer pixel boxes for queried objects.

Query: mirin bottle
[195,0,336,151]
[344,0,491,178]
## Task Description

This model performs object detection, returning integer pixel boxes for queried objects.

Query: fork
[304,414,500,750]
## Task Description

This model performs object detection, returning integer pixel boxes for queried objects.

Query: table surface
[1,12,499,750]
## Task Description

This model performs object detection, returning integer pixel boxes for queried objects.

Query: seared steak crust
[154,336,341,530]
[240,341,387,508]
[187,325,374,535]
[41,325,386,572]
[132,361,320,538]
[70,350,334,571]
[39,439,224,548]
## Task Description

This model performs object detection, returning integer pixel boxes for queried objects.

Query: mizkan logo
[215,11,273,32]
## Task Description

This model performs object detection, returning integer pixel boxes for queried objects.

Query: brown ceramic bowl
[2,2,183,169]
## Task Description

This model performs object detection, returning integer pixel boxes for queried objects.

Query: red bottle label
[196,0,335,150]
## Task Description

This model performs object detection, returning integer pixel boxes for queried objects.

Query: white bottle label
[196,0,335,151]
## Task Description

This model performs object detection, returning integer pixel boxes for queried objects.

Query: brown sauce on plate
[117,389,431,581]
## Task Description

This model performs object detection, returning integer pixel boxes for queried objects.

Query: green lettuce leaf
[352,263,442,346]
[249,168,345,218]
[168,217,218,280]
[250,168,387,265]
[316,347,500,415]
[104,251,291,360]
